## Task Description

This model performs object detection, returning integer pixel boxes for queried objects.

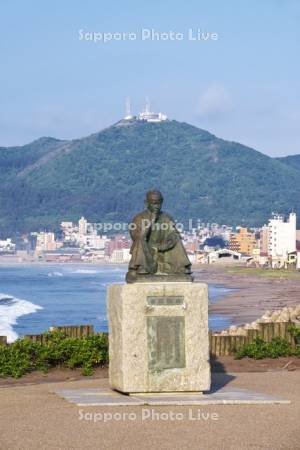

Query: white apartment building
[61,222,74,236]
[61,217,96,246]
[78,217,88,236]
[110,248,131,264]
[268,213,296,267]
[85,235,107,250]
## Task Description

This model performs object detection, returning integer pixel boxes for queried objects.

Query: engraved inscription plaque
[147,296,184,306]
[147,316,186,372]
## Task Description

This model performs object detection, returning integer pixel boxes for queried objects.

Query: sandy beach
[194,265,300,326]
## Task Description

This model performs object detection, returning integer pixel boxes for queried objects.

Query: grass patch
[227,266,300,279]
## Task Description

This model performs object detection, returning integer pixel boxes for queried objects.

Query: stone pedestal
[107,282,211,393]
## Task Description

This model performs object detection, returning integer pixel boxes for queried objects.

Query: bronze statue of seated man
[126,190,193,283]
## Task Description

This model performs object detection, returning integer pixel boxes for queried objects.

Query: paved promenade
[0,371,299,449]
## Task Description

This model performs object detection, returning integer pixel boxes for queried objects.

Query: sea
[0,264,233,343]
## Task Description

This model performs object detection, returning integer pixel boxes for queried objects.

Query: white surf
[0,293,43,343]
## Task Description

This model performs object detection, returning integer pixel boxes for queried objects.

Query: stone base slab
[54,387,290,406]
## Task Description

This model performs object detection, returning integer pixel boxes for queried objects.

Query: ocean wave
[71,269,100,274]
[71,267,126,275]
[96,314,108,322]
[0,293,43,343]
[47,271,64,277]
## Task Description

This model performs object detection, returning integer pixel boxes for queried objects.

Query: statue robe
[128,209,191,275]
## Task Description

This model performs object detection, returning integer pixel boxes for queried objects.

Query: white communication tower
[124,97,133,120]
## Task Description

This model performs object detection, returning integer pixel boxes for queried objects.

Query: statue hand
[151,246,158,257]
[140,218,154,235]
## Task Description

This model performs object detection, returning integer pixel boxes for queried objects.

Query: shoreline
[195,265,300,327]
[1,263,300,337]
[1,264,232,341]
[0,260,128,266]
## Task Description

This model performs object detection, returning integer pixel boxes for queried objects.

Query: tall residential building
[78,217,88,236]
[260,225,269,256]
[268,213,296,260]
[229,227,257,255]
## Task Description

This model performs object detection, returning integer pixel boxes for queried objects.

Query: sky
[0,0,299,156]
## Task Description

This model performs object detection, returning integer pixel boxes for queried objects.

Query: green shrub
[235,337,297,360]
[0,331,108,378]
[287,323,300,339]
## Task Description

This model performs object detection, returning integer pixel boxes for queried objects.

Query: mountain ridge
[0,120,299,235]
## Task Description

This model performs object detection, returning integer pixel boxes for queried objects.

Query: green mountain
[0,119,300,235]
[276,154,300,171]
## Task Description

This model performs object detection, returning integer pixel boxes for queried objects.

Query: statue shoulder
[131,210,150,224]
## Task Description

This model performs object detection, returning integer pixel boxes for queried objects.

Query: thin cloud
[196,83,232,118]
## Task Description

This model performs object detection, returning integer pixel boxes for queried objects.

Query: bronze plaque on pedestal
[147,316,186,372]
[147,296,184,306]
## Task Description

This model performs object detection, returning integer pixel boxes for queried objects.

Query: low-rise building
[106,235,131,257]
[109,248,131,264]
[82,250,105,261]
[208,249,241,264]
[0,238,16,254]
[42,248,82,262]
[229,227,257,255]
[35,232,61,252]
[287,251,297,268]
[85,235,107,250]
[297,253,300,270]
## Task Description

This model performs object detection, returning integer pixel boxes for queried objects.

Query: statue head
[145,190,163,215]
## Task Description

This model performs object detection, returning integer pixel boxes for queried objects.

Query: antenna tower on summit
[122,96,167,122]
[124,97,133,120]
[145,97,150,114]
